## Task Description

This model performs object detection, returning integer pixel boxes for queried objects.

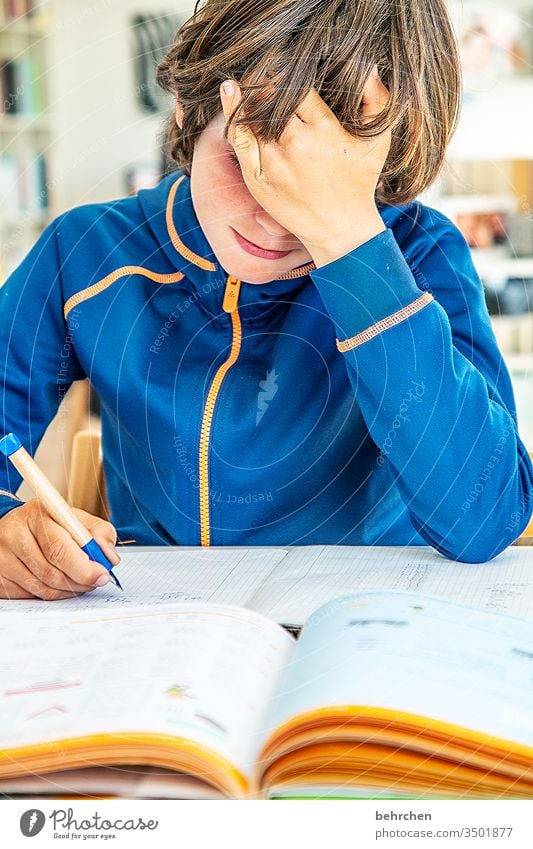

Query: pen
[0,432,123,590]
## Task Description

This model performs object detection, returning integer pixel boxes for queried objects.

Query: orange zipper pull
[222,275,242,313]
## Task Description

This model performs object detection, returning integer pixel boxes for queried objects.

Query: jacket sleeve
[310,207,533,563]
[0,216,86,520]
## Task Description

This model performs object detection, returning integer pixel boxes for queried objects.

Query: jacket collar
[137,169,316,323]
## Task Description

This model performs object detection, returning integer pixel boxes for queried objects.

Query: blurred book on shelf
[483,271,533,316]
[131,13,183,115]
[0,151,48,220]
[0,55,45,114]
[491,314,533,449]
[0,150,49,281]
[0,0,35,19]
[449,1,532,90]
[124,162,160,195]
[434,192,533,302]
[0,0,50,286]
[490,313,533,353]
[456,209,508,250]
[432,154,533,320]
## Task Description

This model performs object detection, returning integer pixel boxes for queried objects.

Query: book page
[248,545,533,625]
[0,766,225,800]
[266,591,533,749]
[0,603,295,782]
[0,547,288,613]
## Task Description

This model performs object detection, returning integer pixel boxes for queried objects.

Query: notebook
[0,544,532,626]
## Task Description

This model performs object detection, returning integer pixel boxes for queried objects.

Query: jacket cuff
[0,492,25,521]
[310,228,432,348]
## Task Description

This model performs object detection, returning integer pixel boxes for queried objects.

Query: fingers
[0,554,89,601]
[0,500,120,601]
[73,509,121,566]
[26,503,112,588]
[220,80,262,178]
[294,87,335,126]
[2,530,98,594]
[0,574,34,600]
[361,64,390,124]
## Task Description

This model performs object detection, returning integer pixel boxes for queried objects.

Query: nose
[254,209,294,238]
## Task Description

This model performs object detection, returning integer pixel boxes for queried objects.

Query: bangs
[157,0,462,205]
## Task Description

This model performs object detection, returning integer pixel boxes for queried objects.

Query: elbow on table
[417,504,533,564]
[411,452,533,563]
[430,536,512,565]
[439,537,514,565]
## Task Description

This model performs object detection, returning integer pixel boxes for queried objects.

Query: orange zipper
[198,275,243,546]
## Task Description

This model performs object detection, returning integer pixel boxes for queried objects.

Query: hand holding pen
[0,433,122,600]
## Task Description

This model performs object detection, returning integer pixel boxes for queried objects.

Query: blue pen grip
[82,538,114,572]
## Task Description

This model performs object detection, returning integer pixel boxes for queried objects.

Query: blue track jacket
[1,170,532,561]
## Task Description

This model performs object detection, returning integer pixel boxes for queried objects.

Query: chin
[239,273,276,285]
[220,259,289,285]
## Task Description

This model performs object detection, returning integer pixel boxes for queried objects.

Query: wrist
[307,210,386,269]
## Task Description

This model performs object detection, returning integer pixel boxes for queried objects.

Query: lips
[231,228,293,260]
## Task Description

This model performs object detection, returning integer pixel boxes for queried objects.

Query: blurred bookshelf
[0,0,51,284]
[421,1,533,446]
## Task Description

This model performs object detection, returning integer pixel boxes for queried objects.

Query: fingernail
[94,573,109,587]
[102,544,121,566]
[222,81,235,97]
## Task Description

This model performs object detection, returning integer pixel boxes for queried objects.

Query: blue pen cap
[82,538,115,571]
[0,433,22,457]
[82,538,123,590]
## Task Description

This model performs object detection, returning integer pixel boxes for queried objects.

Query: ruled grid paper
[0,545,531,626]
[247,545,533,625]
[0,547,288,613]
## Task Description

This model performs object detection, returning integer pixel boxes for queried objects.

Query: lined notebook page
[249,545,533,625]
[1,544,531,625]
[0,547,288,613]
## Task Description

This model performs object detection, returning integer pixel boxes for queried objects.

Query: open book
[0,591,532,799]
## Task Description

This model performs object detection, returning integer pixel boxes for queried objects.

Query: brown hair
[156,0,462,205]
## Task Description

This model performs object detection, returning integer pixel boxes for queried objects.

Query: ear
[175,97,184,129]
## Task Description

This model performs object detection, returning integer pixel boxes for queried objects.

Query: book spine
[3,60,17,113]
[36,153,48,210]
[0,58,43,114]
[1,0,33,20]
[0,60,6,114]
[29,55,42,112]
[0,151,49,218]
[18,56,32,113]
[0,153,19,219]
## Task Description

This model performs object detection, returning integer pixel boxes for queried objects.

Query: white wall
[46,0,194,213]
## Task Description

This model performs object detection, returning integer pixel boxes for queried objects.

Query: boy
[0,0,532,600]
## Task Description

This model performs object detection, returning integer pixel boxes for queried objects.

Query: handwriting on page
[0,548,288,613]
[248,545,533,624]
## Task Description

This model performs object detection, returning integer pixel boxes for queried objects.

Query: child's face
[188,110,313,284]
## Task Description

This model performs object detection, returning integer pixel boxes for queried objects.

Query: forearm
[310,227,533,562]
[346,302,533,561]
